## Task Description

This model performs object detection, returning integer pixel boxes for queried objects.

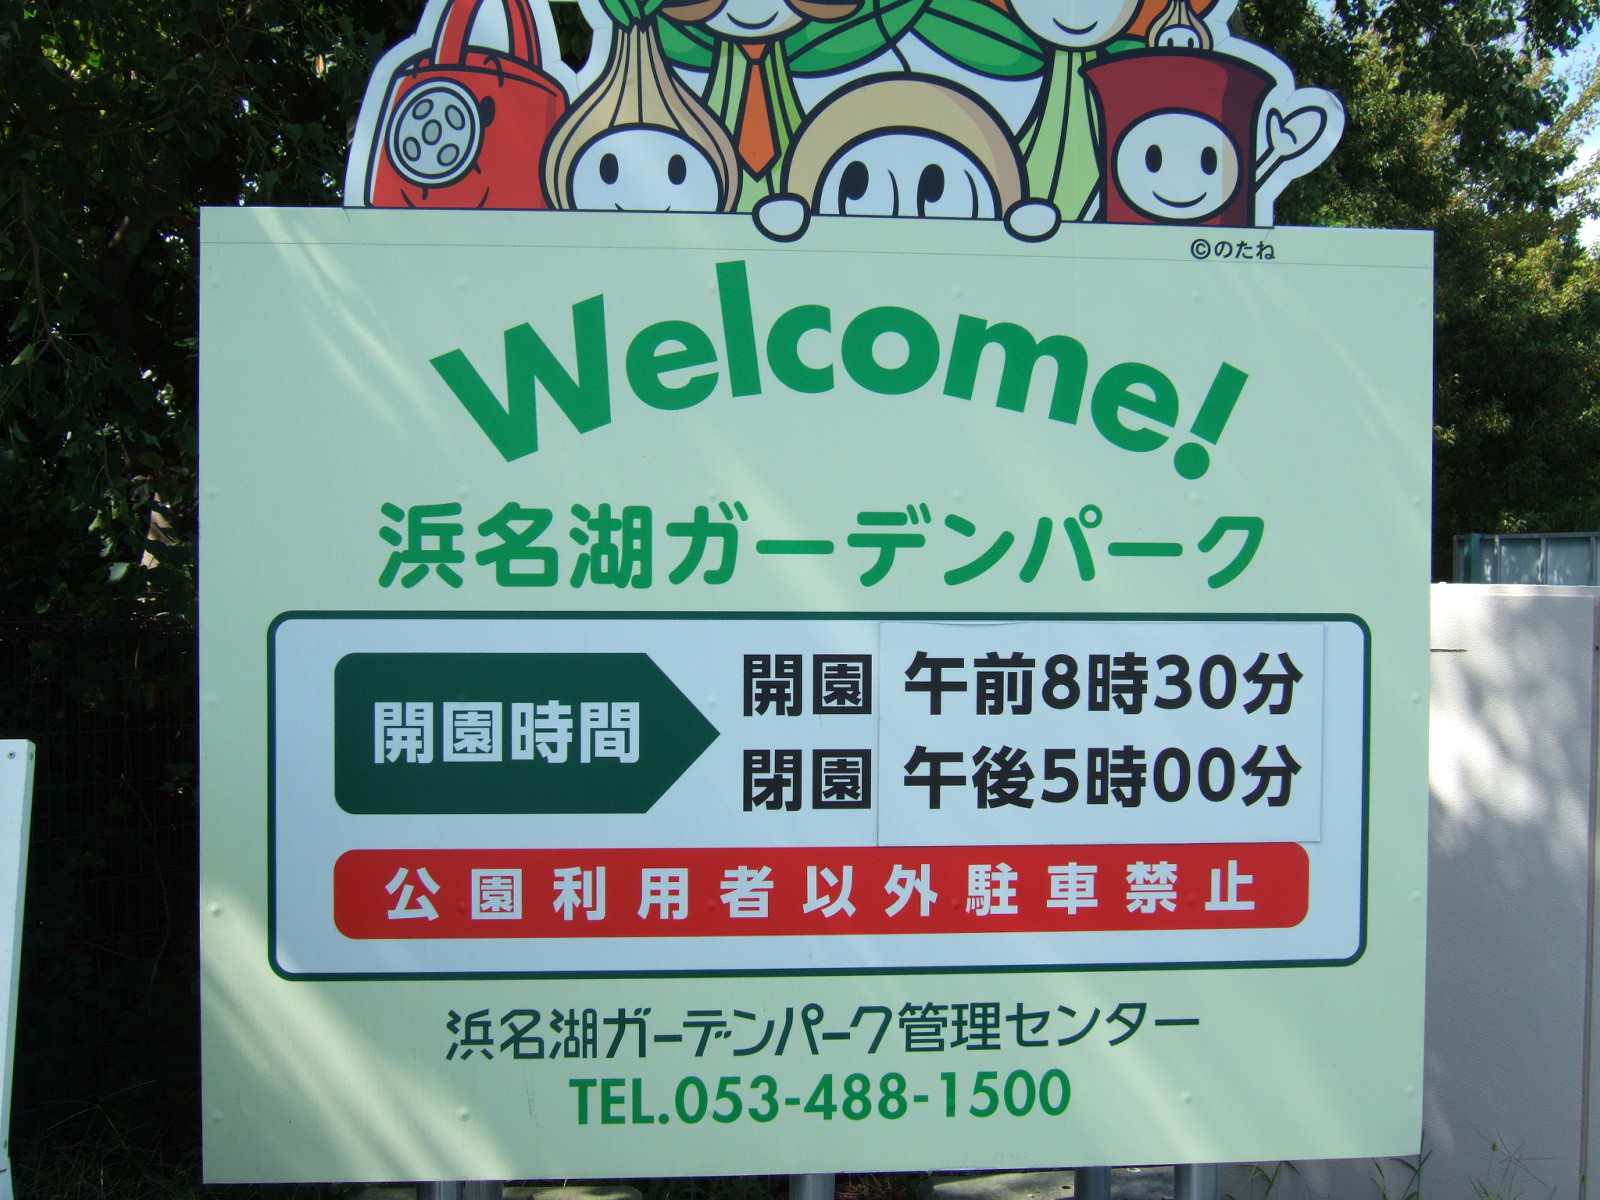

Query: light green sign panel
[200,208,1431,1183]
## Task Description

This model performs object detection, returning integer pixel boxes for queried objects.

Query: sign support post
[1174,1165,1219,1200]
[1074,1168,1111,1200]
[418,1183,502,1200]
[0,743,35,1200]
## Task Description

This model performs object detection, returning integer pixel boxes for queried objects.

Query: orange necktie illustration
[735,43,779,175]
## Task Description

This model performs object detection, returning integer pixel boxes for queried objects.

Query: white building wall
[1221,585,1600,1200]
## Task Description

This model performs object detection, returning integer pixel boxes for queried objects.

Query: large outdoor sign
[203,0,1420,1181]
[200,209,1430,1182]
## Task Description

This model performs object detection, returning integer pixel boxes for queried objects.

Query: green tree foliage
[0,1,416,618]
[1242,0,1600,574]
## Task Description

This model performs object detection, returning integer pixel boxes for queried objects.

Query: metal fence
[1453,532,1600,585]
[0,617,198,1148]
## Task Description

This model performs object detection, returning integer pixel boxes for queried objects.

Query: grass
[1472,1142,1555,1200]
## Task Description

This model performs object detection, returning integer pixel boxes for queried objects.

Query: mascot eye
[839,159,870,207]
[1145,145,1162,172]
[916,163,945,215]
[1200,146,1218,174]
[600,153,619,184]
[668,154,687,185]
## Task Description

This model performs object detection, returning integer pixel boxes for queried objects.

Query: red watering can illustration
[366,0,568,208]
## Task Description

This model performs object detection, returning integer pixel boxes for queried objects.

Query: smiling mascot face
[1006,0,1141,48]
[659,0,863,39]
[1111,109,1241,222]
[570,126,727,210]
[700,0,806,38]
[1084,49,1274,226]
[816,132,1002,218]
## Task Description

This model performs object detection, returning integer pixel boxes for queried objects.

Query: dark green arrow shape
[332,652,719,815]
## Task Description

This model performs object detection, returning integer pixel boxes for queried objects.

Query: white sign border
[266,611,1369,980]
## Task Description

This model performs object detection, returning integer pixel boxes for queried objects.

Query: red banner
[335,843,1308,938]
